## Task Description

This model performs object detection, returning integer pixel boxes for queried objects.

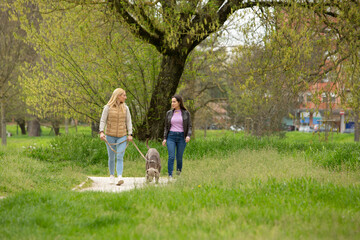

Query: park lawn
[1,131,360,239]
[284,131,356,143]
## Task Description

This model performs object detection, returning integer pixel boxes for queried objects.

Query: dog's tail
[146,138,150,149]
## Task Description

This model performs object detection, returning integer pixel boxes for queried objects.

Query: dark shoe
[116,180,124,186]
[176,170,181,176]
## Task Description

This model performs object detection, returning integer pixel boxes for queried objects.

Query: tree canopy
[9,0,360,140]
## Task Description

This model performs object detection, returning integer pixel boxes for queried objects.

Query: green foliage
[226,5,327,137]
[22,131,360,171]
[23,134,167,167]
[307,144,360,170]
[25,134,108,166]
[13,1,161,126]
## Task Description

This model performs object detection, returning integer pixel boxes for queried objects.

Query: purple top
[170,110,184,132]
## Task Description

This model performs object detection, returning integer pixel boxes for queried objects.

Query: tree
[179,36,228,138]
[14,0,357,140]
[225,4,333,136]
[0,1,35,145]
[15,3,161,136]
[106,0,352,140]
[317,2,360,141]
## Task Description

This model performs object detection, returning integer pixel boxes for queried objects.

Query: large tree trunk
[51,119,62,136]
[137,54,187,140]
[27,118,41,137]
[52,122,60,136]
[71,119,78,133]
[91,121,99,137]
[16,118,26,135]
[65,118,69,134]
[1,99,6,146]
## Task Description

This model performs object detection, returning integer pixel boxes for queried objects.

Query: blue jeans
[166,131,187,177]
[105,135,127,176]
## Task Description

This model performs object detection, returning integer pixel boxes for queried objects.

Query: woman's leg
[105,135,116,176]
[166,132,176,177]
[175,134,187,174]
[116,135,127,177]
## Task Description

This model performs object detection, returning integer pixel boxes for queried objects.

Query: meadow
[0,125,359,239]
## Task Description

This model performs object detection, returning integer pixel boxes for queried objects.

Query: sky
[216,8,266,49]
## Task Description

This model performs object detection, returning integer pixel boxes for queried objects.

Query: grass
[284,131,356,143]
[0,127,360,239]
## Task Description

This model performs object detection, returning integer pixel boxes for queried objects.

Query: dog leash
[103,138,128,154]
[103,137,148,162]
[130,140,148,162]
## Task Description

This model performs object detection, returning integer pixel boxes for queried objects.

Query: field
[1,125,359,239]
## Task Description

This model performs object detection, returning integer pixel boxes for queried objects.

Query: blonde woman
[99,88,133,185]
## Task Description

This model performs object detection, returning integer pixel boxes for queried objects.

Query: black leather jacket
[163,109,192,140]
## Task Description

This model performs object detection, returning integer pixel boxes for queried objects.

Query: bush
[25,135,168,167]
[307,143,360,170]
[25,133,360,170]
[25,134,108,166]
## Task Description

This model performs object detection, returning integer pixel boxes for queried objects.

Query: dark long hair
[172,94,187,111]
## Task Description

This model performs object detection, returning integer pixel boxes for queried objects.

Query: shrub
[25,135,108,166]
[25,134,360,170]
[307,143,360,170]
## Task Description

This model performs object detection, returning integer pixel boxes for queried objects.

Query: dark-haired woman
[162,94,192,179]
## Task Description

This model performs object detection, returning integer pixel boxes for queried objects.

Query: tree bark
[137,54,187,140]
[27,118,41,137]
[71,119,78,133]
[16,118,26,135]
[1,99,6,146]
[52,125,60,136]
[65,118,69,134]
[51,120,61,136]
[53,127,60,136]
[91,121,99,137]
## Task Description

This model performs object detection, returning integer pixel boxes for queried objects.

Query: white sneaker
[110,175,115,184]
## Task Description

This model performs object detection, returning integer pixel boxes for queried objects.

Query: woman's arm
[99,105,109,133]
[99,105,109,141]
[126,106,133,136]
[162,111,170,146]
[126,106,133,141]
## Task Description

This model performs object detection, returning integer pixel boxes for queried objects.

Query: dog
[145,139,161,183]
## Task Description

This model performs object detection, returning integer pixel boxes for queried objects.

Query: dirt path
[73,176,170,193]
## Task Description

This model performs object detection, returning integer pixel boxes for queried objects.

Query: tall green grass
[6,123,91,137]
[0,148,86,195]
[21,131,360,171]
[1,148,360,239]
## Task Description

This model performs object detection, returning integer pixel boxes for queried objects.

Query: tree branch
[109,0,162,48]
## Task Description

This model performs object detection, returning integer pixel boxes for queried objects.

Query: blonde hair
[107,88,126,110]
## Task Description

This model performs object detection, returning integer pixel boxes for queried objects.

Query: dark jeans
[166,131,187,177]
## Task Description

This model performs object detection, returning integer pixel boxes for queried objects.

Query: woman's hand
[127,135,133,142]
[162,139,166,146]
[100,132,106,141]
[185,136,190,143]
